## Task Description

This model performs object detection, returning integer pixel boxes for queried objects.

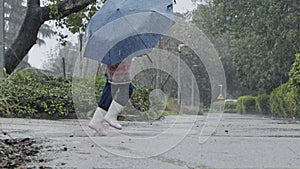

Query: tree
[192,3,249,98]
[4,0,100,74]
[192,0,299,94]
[4,0,56,69]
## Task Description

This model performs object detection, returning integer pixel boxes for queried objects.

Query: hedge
[270,82,299,118]
[236,95,257,114]
[255,94,271,115]
[269,53,300,118]
[224,101,238,113]
[208,101,238,113]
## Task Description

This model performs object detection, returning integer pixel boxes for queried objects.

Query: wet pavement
[1,113,300,169]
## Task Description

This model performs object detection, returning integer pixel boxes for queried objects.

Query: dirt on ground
[0,136,42,168]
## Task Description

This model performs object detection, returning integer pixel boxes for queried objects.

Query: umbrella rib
[123,16,148,50]
[110,0,149,51]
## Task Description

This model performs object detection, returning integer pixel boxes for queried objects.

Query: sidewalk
[1,113,300,168]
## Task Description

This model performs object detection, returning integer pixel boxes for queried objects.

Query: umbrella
[83,0,175,66]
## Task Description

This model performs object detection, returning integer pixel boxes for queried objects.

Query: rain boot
[104,100,123,130]
[88,107,108,136]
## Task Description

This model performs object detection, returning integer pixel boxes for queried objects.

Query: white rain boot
[104,100,123,130]
[88,107,108,136]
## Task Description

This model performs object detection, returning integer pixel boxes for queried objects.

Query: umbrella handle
[167,0,176,9]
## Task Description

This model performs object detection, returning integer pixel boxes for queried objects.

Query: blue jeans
[98,80,134,111]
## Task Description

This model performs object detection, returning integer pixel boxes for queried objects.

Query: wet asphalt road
[1,113,300,169]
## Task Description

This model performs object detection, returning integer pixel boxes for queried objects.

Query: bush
[0,68,112,119]
[289,53,300,87]
[288,53,300,117]
[255,94,271,115]
[236,95,257,114]
[267,54,300,118]
[130,83,152,112]
[209,101,238,113]
[270,82,299,118]
[285,86,299,117]
[224,101,238,113]
[0,68,168,120]
[72,75,106,118]
[0,68,75,119]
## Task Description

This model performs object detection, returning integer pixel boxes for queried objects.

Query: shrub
[0,68,75,119]
[224,101,238,113]
[288,53,300,117]
[209,101,238,114]
[269,84,287,117]
[130,83,151,112]
[255,94,271,115]
[289,53,300,87]
[0,68,112,119]
[209,101,238,113]
[236,95,257,114]
[285,85,299,117]
[72,75,106,118]
[0,68,166,120]
[267,54,300,118]
[269,82,299,118]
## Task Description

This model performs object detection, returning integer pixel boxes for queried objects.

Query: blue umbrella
[83,0,175,66]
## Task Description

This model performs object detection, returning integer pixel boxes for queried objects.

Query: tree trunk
[4,0,96,74]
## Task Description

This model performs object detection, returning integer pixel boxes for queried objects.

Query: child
[88,60,133,136]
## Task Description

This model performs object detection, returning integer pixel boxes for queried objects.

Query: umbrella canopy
[83,0,175,66]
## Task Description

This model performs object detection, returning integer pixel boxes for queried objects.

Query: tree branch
[40,0,96,22]
[4,0,96,74]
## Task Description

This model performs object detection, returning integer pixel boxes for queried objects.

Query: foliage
[289,54,300,87]
[130,83,152,112]
[192,3,252,97]
[0,69,153,119]
[161,111,180,117]
[241,54,300,117]
[0,69,107,119]
[224,101,238,113]
[4,0,100,74]
[209,101,238,113]
[269,82,299,118]
[47,0,105,44]
[288,53,300,117]
[269,55,300,118]
[72,75,106,118]
[192,0,299,93]
[236,96,257,114]
[0,69,75,119]
[255,94,271,115]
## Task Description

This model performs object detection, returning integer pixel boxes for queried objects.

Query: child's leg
[98,80,113,111]
[104,83,134,130]
[88,81,113,136]
[111,83,132,106]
